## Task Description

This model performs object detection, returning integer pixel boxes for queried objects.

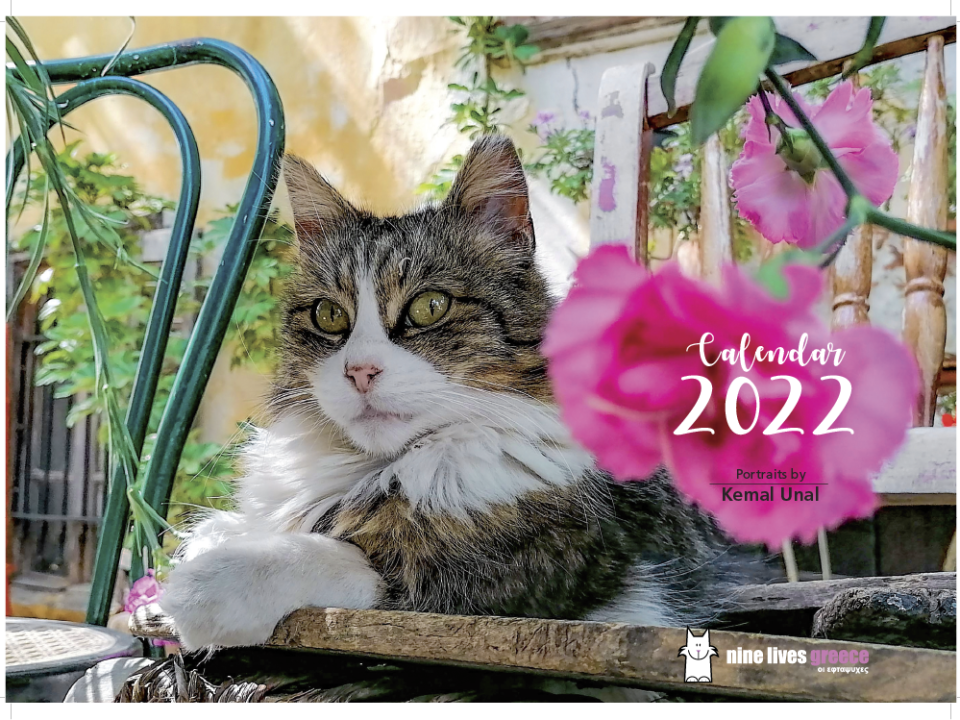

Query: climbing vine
[417,17,539,199]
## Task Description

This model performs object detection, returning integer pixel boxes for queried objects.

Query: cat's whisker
[431,388,559,438]
[453,378,554,408]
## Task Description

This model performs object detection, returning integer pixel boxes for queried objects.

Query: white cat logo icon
[678,627,718,682]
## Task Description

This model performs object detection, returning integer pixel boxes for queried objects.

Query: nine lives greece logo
[677,631,872,682]
[678,628,718,682]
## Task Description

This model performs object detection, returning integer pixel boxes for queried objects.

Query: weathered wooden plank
[812,584,955,649]
[649,21,956,129]
[130,598,955,702]
[133,576,955,639]
[698,133,733,285]
[262,608,955,702]
[588,63,654,263]
[732,572,955,614]
[871,426,955,506]
[504,16,683,58]
[902,35,951,428]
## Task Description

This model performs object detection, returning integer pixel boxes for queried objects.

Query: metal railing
[10,289,107,581]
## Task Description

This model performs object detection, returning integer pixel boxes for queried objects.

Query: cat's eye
[312,299,350,334]
[406,291,450,328]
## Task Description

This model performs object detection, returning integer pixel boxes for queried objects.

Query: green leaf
[708,17,732,35]
[512,44,539,62]
[7,177,50,321]
[769,34,817,66]
[512,26,530,45]
[8,17,65,139]
[661,17,700,118]
[6,38,45,95]
[690,16,775,145]
[754,249,819,299]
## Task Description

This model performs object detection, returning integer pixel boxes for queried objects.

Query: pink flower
[543,245,918,548]
[124,569,178,648]
[124,569,163,613]
[731,82,899,249]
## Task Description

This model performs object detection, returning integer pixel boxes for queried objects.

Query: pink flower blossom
[124,569,163,613]
[731,82,899,249]
[124,569,177,647]
[543,245,918,547]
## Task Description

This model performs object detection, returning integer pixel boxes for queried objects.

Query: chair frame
[7,38,286,625]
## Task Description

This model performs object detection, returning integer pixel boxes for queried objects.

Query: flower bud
[776,128,824,183]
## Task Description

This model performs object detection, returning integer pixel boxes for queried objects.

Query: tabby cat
[159,135,745,650]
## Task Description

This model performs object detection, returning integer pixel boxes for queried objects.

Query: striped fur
[161,136,749,652]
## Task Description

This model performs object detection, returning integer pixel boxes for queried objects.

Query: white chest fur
[234,392,594,532]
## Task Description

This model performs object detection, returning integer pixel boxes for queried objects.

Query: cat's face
[685,629,711,659]
[274,136,554,457]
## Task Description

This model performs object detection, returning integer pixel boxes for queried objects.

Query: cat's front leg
[159,532,383,650]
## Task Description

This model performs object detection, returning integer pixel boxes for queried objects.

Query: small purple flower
[674,153,694,180]
[579,110,592,123]
[532,110,556,127]
[531,110,559,140]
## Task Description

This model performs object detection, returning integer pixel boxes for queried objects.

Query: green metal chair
[7,38,286,627]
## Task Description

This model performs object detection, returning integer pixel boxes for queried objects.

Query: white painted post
[588,63,655,264]
[698,132,733,284]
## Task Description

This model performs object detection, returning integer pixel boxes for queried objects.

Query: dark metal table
[6,618,142,702]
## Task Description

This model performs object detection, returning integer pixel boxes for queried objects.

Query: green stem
[756,88,782,144]
[814,215,859,260]
[844,17,885,78]
[482,52,492,133]
[764,68,859,199]
[867,207,957,251]
[661,16,700,118]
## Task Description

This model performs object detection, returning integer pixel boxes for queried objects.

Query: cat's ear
[282,154,357,244]
[444,135,535,253]
[686,627,695,643]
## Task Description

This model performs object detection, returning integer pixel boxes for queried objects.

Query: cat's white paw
[159,532,382,651]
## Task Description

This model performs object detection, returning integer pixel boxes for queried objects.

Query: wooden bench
[127,577,956,702]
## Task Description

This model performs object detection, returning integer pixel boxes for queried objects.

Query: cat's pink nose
[345,363,382,393]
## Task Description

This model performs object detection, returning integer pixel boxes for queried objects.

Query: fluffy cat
[159,135,745,651]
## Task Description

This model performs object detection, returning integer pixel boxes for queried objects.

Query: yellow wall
[16,17,530,442]
[16,17,491,221]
